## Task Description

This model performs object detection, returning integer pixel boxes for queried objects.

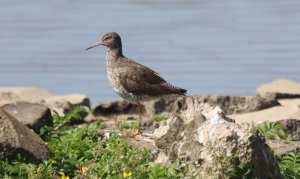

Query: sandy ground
[230,98,300,124]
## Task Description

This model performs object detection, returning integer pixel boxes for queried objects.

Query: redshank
[86,32,187,130]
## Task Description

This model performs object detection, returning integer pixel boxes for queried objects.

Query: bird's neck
[106,47,123,58]
[106,47,123,67]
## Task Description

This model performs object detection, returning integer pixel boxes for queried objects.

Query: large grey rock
[0,108,50,164]
[256,79,300,99]
[152,100,282,178]
[2,102,52,133]
[150,95,280,115]
[92,95,279,117]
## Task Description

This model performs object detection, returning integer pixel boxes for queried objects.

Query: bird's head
[86,32,122,50]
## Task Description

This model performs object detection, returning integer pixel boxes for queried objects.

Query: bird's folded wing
[118,66,184,96]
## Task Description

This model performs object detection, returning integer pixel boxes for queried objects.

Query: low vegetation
[0,106,185,179]
[257,121,292,141]
[277,152,300,179]
[257,121,300,178]
[209,145,252,179]
[0,107,299,178]
[154,114,168,122]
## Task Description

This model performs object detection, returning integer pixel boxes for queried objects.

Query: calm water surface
[0,0,300,103]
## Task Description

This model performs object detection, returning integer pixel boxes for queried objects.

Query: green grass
[154,114,168,122]
[0,105,185,179]
[115,119,139,131]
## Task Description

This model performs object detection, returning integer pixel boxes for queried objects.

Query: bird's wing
[117,61,186,96]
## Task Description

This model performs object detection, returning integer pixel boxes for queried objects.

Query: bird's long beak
[85,41,104,50]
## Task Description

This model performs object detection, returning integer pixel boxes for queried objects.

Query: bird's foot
[121,129,142,137]
[132,130,142,136]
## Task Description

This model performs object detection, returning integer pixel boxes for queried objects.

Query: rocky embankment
[1,78,299,178]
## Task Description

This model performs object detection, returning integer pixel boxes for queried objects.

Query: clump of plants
[207,144,253,179]
[154,114,168,122]
[277,151,300,179]
[114,116,139,131]
[257,121,292,141]
[0,105,185,178]
[257,121,300,178]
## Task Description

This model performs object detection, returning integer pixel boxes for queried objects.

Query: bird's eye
[104,36,111,41]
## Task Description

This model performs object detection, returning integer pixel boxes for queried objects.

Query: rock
[152,100,282,178]
[0,87,53,103]
[0,108,50,164]
[42,94,90,116]
[93,100,136,116]
[267,140,300,156]
[127,133,157,150]
[280,119,300,140]
[0,87,91,117]
[2,102,52,133]
[230,98,300,124]
[256,79,300,99]
[153,115,186,151]
[92,95,279,117]
[146,95,280,116]
[0,92,23,107]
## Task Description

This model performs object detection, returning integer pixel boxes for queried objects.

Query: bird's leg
[136,101,142,131]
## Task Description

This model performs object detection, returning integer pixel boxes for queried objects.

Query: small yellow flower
[123,171,132,178]
[81,167,89,173]
[60,176,69,179]
[36,166,42,172]
[44,142,48,145]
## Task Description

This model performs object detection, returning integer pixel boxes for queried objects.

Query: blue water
[0,0,300,103]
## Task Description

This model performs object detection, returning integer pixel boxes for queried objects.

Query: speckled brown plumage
[86,32,187,104]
